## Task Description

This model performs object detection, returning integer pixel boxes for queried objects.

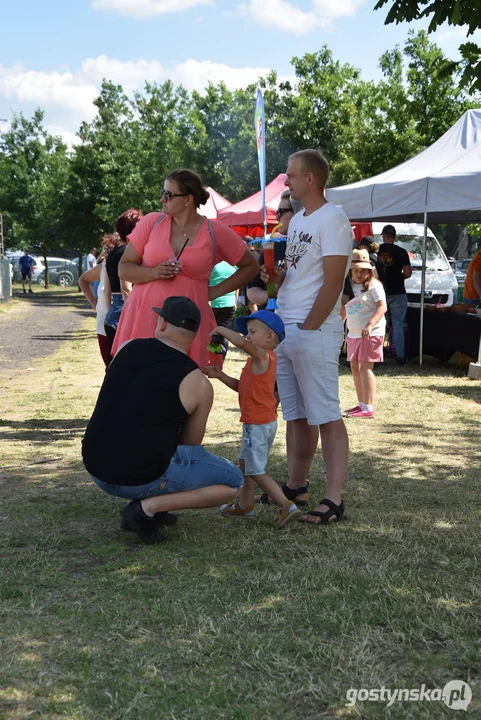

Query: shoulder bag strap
[207,219,217,265]
[152,213,166,231]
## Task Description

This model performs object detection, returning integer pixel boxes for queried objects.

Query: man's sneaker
[120,500,168,543]
[275,501,302,529]
[120,509,178,531]
[220,501,256,519]
[344,404,361,416]
[396,357,406,366]
[23,289,26,294]
[28,289,33,294]
[349,408,375,418]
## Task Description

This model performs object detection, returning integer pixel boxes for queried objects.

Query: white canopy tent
[326,109,481,364]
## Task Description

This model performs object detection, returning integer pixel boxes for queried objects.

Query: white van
[371,223,458,307]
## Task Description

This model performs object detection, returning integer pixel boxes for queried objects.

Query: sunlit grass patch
[0,306,480,718]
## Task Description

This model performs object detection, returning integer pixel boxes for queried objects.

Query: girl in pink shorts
[344,249,387,418]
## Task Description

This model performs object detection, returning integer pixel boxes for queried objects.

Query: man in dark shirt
[377,225,412,364]
[18,251,36,294]
[82,296,243,543]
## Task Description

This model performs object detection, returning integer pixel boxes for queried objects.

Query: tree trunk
[43,246,49,289]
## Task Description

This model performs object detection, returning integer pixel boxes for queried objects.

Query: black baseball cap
[381,224,396,236]
[152,296,201,333]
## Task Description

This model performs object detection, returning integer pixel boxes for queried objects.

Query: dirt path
[0,290,94,373]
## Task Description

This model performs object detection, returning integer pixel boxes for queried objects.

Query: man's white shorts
[276,321,344,426]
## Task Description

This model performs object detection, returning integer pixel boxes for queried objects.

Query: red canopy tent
[199,187,232,220]
[217,174,288,237]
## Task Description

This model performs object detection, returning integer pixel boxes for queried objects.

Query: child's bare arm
[202,365,239,392]
[362,299,387,337]
[212,326,268,362]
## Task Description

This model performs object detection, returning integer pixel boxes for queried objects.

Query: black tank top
[82,339,198,485]
[105,245,126,293]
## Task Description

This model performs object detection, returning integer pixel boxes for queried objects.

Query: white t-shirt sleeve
[318,211,353,257]
[369,280,386,303]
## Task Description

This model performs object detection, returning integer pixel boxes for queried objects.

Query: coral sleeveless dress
[111,212,247,366]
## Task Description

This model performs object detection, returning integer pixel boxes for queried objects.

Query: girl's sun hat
[351,248,372,270]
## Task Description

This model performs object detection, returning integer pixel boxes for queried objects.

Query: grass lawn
[0,295,480,719]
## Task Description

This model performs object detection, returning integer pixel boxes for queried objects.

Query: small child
[343,248,387,419]
[202,310,302,528]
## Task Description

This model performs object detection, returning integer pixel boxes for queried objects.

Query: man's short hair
[288,149,330,189]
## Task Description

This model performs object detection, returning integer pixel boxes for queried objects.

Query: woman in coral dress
[112,169,258,366]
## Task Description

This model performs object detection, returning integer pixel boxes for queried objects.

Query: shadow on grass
[425,384,481,404]
[31,330,95,341]
[0,418,87,444]
[18,291,86,308]
[2,424,481,718]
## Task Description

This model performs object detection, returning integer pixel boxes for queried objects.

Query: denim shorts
[90,444,244,500]
[104,294,124,330]
[239,420,277,476]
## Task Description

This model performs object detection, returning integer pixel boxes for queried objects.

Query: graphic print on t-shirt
[379,251,393,268]
[285,229,312,269]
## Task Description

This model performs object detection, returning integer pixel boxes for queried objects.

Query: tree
[374,0,481,91]
[0,110,69,286]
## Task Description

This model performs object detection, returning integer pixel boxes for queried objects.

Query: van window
[374,234,450,271]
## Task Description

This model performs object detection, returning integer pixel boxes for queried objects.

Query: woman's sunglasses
[276,207,293,219]
[160,189,188,202]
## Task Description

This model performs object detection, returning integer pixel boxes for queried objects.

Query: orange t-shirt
[238,350,277,424]
[463,253,481,300]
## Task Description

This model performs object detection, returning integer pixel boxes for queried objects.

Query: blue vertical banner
[255,88,267,236]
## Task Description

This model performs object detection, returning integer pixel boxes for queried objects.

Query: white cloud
[0,63,98,118]
[238,0,364,35]
[0,56,287,143]
[91,0,214,19]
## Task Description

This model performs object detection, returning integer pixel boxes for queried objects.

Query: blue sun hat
[236,310,285,343]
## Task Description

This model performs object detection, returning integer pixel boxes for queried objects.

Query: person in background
[358,236,379,266]
[18,250,36,294]
[463,245,481,305]
[113,169,258,365]
[247,190,302,311]
[343,249,387,419]
[79,234,121,369]
[87,248,97,270]
[87,247,99,299]
[104,208,144,359]
[208,261,238,368]
[377,225,412,365]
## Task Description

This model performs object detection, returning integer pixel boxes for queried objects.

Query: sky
[0,0,478,146]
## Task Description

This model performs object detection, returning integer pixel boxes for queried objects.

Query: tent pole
[419,213,428,366]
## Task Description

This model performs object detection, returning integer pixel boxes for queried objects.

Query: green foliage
[375,0,481,91]
[0,30,479,254]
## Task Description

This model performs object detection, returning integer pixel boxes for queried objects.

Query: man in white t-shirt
[87,247,99,299]
[87,248,97,269]
[262,149,352,525]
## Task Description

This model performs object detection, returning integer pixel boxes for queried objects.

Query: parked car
[456,258,472,274]
[36,258,79,286]
[372,223,458,307]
